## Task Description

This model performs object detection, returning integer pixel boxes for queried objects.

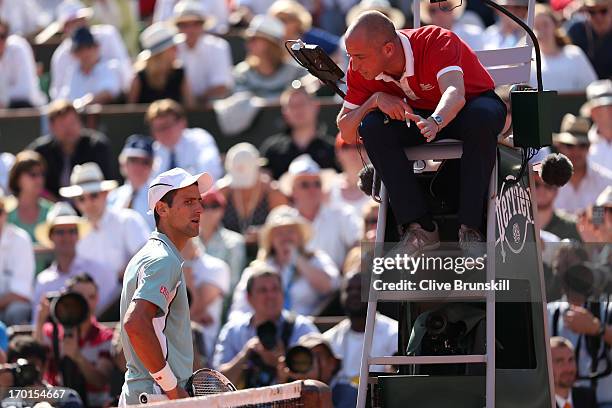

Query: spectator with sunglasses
[108,135,156,232]
[195,189,246,292]
[6,151,53,246]
[566,0,612,79]
[279,154,362,269]
[0,191,34,325]
[59,162,149,318]
[32,202,114,323]
[553,114,612,215]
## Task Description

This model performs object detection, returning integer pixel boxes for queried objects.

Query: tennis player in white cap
[119,168,213,405]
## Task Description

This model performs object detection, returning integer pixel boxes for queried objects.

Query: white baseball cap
[148,168,213,213]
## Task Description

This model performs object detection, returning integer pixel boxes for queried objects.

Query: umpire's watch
[428,114,443,130]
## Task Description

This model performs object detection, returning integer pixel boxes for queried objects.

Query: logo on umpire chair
[495,175,534,263]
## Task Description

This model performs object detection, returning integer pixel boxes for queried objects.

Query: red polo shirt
[344,26,494,111]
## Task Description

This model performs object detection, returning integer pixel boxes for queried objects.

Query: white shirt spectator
[235,0,276,15]
[50,24,132,98]
[190,253,231,360]
[453,23,484,51]
[528,45,597,93]
[482,25,524,50]
[554,163,612,215]
[0,152,15,193]
[107,183,155,232]
[32,257,116,319]
[306,203,363,268]
[195,228,246,291]
[229,251,340,318]
[153,127,223,181]
[57,58,122,102]
[77,208,149,285]
[153,0,229,34]
[589,126,612,173]
[177,35,234,99]
[0,35,47,107]
[0,0,49,37]
[327,177,372,217]
[0,224,34,300]
[323,313,398,382]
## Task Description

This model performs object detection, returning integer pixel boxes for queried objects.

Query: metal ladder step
[369,355,488,365]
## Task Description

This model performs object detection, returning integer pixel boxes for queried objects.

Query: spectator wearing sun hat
[233,14,307,98]
[60,162,149,318]
[108,134,156,231]
[128,22,195,107]
[47,0,133,99]
[32,202,115,320]
[228,205,339,319]
[581,79,612,172]
[553,114,612,215]
[0,191,34,325]
[218,143,287,253]
[279,154,362,268]
[153,0,229,34]
[174,0,234,103]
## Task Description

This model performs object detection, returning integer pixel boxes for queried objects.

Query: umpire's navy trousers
[359,90,507,230]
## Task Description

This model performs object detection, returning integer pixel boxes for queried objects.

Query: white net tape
[138,381,304,408]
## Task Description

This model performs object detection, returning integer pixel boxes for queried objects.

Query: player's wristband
[150,362,178,392]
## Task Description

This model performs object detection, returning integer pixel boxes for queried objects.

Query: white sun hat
[138,22,185,61]
[59,162,118,198]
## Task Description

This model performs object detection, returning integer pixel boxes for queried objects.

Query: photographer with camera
[577,187,612,245]
[213,265,318,388]
[548,244,612,407]
[33,274,114,408]
[0,335,83,407]
[278,333,357,408]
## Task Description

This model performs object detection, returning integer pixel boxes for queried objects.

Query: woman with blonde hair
[128,22,195,107]
[228,205,339,318]
[233,15,306,98]
[529,3,597,93]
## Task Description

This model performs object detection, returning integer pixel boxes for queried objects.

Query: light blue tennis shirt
[120,231,193,405]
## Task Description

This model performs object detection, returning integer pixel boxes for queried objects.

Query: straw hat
[34,202,91,248]
[138,22,185,61]
[258,205,313,256]
[218,143,267,189]
[278,154,336,196]
[553,114,591,146]
[580,79,612,117]
[245,14,286,45]
[346,0,406,29]
[173,0,217,31]
[59,162,118,198]
[35,0,94,44]
[420,0,467,24]
[0,190,17,214]
[583,0,611,8]
[268,0,313,33]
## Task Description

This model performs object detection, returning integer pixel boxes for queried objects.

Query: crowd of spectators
[0,0,610,407]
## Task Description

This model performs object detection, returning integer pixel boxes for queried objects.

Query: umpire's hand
[375,93,414,121]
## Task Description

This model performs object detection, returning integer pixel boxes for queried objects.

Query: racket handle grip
[139,393,168,404]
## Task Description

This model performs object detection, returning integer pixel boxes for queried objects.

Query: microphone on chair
[539,153,573,187]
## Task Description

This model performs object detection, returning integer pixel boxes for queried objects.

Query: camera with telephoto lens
[6,358,41,387]
[421,311,468,356]
[46,291,89,329]
[256,321,278,351]
[285,345,314,374]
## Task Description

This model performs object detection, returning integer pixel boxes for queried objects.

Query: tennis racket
[139,368,237,404]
